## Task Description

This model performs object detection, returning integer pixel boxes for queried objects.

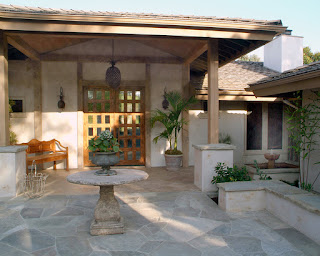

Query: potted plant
[151,91,197,171]
[88,130,120,176]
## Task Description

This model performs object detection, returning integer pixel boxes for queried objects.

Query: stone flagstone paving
[0,191,320,256]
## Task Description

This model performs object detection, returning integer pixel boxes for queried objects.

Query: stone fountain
[264,151,280,169]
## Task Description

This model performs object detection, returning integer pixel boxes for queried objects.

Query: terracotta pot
[164,154,183,171]
[91,152,119,176]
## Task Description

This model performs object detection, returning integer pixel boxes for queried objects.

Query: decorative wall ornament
[58,87,65,109]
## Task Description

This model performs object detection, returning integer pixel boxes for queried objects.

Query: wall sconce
[162,88,169,110]
[58,87,65,109]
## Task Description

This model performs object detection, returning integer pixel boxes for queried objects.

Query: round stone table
[67,169,148,235]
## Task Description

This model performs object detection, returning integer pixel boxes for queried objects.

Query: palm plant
[151,91,197,154]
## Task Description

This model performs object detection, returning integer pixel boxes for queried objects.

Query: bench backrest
[20,139,56,154]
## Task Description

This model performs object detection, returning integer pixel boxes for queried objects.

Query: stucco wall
[42,61,78,169]
[150,64,183,166]
[8,61,35,143]
[302,90,320,193]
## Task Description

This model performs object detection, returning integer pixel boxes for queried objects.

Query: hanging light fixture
[105,39,121,89]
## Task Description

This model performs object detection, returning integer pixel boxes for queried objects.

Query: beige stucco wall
[302,89,320,193]
[8,61,35,143]
[150,64,183,166]
[42,61,78,169]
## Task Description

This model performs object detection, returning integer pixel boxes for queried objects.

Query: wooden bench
[18,139,69,172]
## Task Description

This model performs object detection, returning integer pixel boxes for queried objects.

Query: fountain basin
[246,163,299,183]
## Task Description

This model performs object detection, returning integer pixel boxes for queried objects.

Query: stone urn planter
[91,152,119,176]
[165,154,183,171]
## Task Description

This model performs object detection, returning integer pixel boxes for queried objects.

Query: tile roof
[0,4,282,26]
[194,61,280,90]
[250,61,320,86]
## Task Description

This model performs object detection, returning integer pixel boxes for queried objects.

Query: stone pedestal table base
[67,169,148,235]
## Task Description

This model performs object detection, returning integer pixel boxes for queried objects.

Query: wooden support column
[0,31,9,146]
[77,62,84,168]
[207,39,219,144]
[182,63,190,167]
[145,63,151,168]
[32,61,42,140]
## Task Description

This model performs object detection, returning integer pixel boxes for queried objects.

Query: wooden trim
[0,20,279,41]
[145,64,151,168]
[250,71,320,96]
[0,31,9,146]
[41,54,183,64]
[185,43,208,64]
[182,64,190,167]
[207,39,219,144]
[7,35,40,60]
[196,94,281,102]
[77,62,84,168]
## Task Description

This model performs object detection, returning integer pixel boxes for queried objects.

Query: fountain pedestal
[67,169,148,235]
[264,153,280,169]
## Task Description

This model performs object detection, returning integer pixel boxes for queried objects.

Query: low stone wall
[217,181,320,244]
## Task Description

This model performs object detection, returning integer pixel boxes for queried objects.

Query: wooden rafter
[7,35,40,60]
[184,42,207,64]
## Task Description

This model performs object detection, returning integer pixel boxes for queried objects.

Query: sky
[1,0,319,58]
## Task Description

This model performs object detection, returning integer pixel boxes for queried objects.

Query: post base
[90,217,124,235]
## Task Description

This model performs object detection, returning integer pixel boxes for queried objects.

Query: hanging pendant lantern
[105,40,121,89]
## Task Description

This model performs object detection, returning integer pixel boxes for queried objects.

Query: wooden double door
[83,86,145,166]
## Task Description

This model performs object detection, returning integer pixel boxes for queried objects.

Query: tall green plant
[285,91,320,190]
[150,91,197,154]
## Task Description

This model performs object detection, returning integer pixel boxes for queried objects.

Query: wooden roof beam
[184,42,208,64]
[7,35,40,60]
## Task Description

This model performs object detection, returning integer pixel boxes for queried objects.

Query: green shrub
[211,162,251,184]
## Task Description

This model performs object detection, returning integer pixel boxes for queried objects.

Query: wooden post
[182,63,190,167]
[207,39,219,144]
[0,31,9,146]
[145,63,151,168]
[32,61,42,140]
[77,62,84,168]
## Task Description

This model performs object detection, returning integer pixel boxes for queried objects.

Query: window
[247,103,262,150]
[246,102,283,151]
[10,99,23,112]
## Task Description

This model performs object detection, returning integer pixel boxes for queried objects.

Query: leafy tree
[239,54,261,62]
[303,47,320,64]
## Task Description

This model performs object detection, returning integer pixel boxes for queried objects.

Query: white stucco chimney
[264,32,303,73]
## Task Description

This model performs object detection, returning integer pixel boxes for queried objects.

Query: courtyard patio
[0,167,319,256]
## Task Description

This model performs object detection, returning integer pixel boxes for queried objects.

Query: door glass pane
[119,127,124,136]
[128,151,133,160]
[97,128,102,136]
[128,139,132,148]
[135,91,141,100]
[89,151,93,161]
[136,139,141,148]
[127,91,133,100]
[127,127,132,136]
[119,103,125,112]
[127,103,132,112]
[88,128,93,136]
[136,127,141,136]
[119,115,125,124]
[136,151,141,160]
[105,102,110,112]
[127,115,132,124]
[88,103,94,112]
[135,103,140,112]
[120,152,124,160]
[97,115,102,124]
[119,139,124,148]
[88,115,93,124]
[268,103,283,149]
[105,127,110,132]
[105,115,110,124]
[136,115,140,124]
[96,103,102,112]
[105,91,110,100]
[119,91,124,100]
[88,91,94,100]
[247,103,262,150]
[96,91,102,100]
